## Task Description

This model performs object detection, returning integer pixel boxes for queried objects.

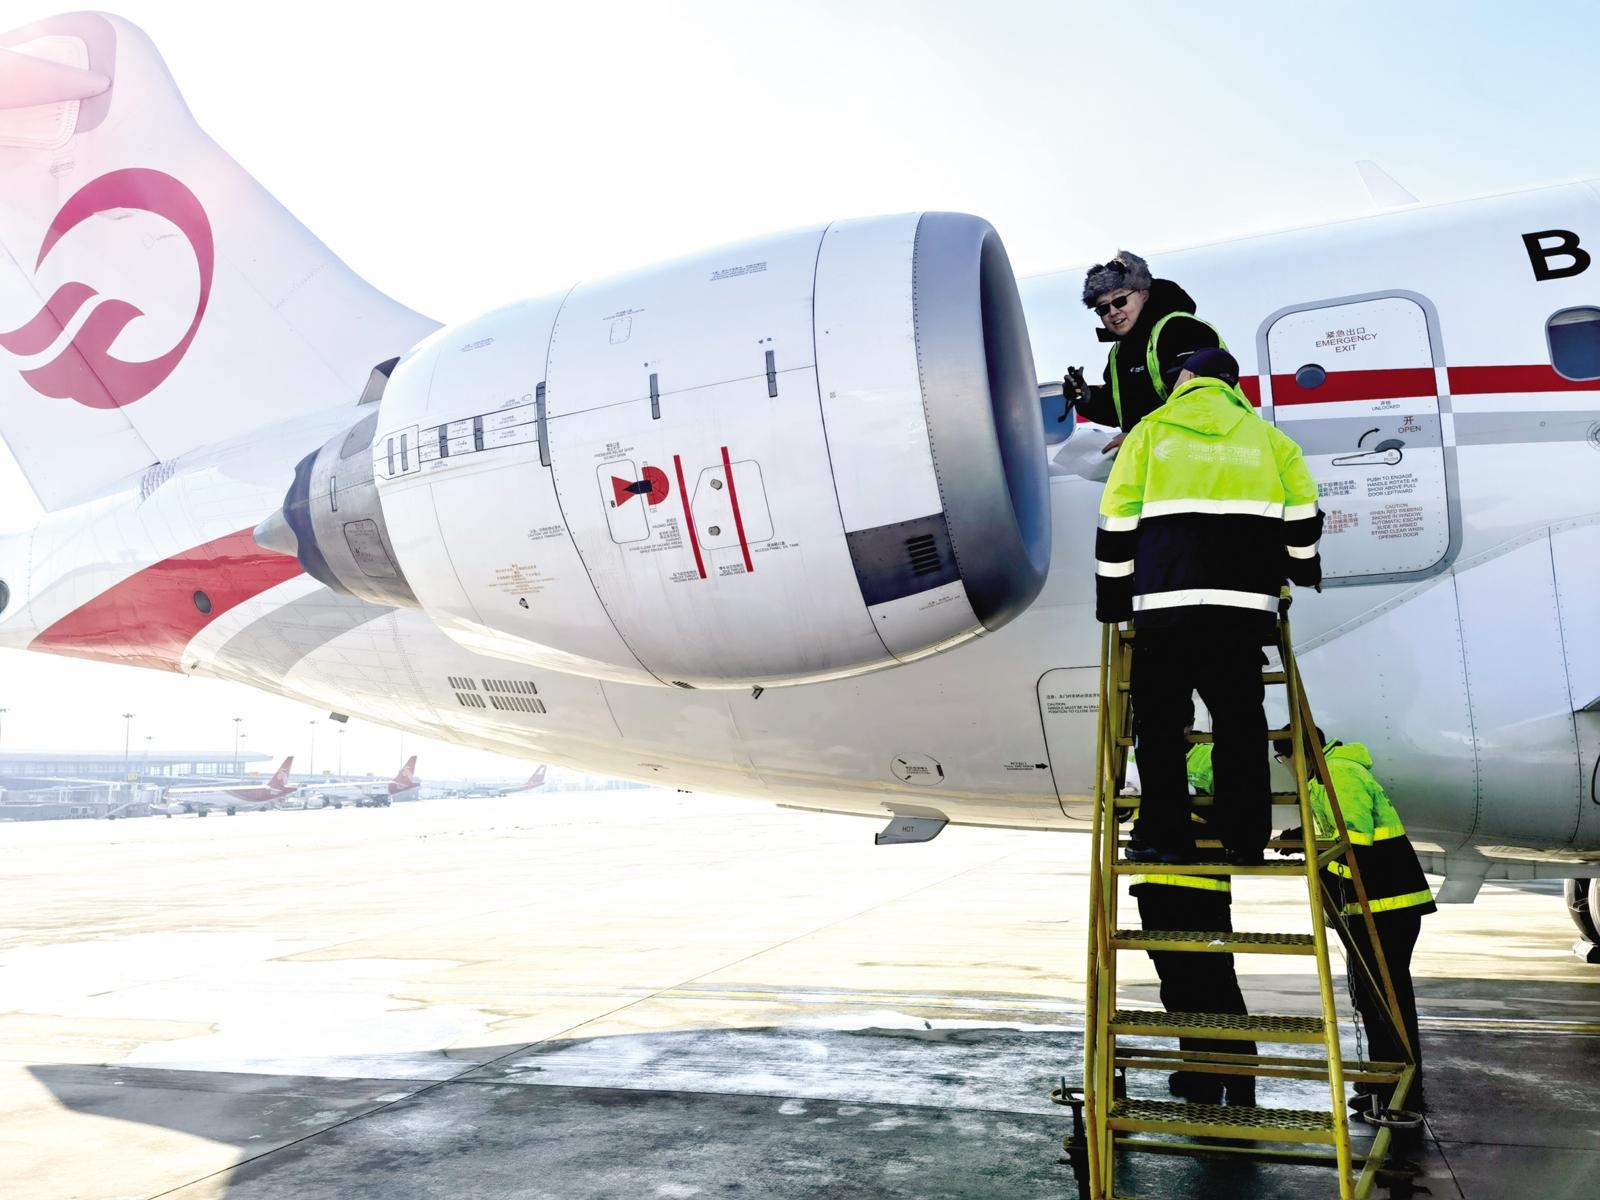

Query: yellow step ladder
[1077,607,1420,1199]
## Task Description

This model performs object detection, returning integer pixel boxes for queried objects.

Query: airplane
[0,14,1596,948]
[298,757,421,808]
[156,757,296,817]
[477,766,548,797]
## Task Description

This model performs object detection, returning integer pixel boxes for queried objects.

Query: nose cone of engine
[253,508,299,557]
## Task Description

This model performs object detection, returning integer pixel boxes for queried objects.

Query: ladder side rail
[1083,623,1114,1197]
[1280,614,1357,1199]
[1292,681,1415,1066]
[1352,1063,1420,1200]
[1097,626,1134,1195]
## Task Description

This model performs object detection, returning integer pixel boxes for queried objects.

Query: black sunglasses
[1094,293,1134,317]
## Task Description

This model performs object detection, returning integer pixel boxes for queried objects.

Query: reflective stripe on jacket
[1310,742,1436,917]
[1128,745,1230,895]
[1095,377,1324,631]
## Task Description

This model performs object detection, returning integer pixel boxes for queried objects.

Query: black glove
[1275,827,1304,856]
[1061,366,1089,420]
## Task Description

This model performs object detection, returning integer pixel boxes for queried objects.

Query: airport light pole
[337,727,344,776]
[308,719,318,778]
[121,712,135,783]
[0,707,7,754]
[232,717,243,775]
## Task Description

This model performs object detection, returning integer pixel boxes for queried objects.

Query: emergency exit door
[1263,292,1457,583]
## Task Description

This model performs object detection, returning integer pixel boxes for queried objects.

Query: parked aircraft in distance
[297,757,420,808]
[479,766,547,797]
[157,757,295,817]
[0,13,1595,948]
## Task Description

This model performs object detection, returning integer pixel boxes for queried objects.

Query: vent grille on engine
[483,678,538,695]
[489,695,547,714]
[906,533,943,577]
[447,675,545,716]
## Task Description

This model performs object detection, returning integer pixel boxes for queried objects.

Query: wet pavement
[3,794,1596,1198]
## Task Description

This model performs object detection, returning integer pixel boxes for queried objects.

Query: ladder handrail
[1279,612,1355,1193]
[1078,608,1417,1200]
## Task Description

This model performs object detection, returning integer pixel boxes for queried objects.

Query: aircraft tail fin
[268,756,293,790]
[0,12,438,511]
[392,755,417,789]
[527,765,547,790]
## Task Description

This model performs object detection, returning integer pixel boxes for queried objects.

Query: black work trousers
[1135,885,1256,1105]
[1130,626,1271,857]
[1346,909,1424,1100]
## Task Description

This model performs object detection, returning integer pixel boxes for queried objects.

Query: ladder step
[1112,791,1302,810]
[1111,928,1316,955]
[1112,858,1308,876]
[1116,728,1292,748]
[1119,671,1285,691]
[1108,1098,1335,1144]
[1109,1009,1325,1042]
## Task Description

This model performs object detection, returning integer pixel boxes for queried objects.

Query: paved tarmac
[2,793,1596,1198]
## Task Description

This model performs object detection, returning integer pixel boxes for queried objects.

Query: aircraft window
[1295,363,1326,390]
[1038,383,1072,445]
[1547,307,1600,380]
[192,590,212,614]
[0,578,8,615]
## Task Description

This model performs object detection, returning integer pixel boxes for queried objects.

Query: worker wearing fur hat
[1063,251,1225,452]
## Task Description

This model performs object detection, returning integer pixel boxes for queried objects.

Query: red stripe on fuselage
[30,527,304,671]
[1270,366,1437,405]
[1078,361,1599,417]
[1447,364,1600,394]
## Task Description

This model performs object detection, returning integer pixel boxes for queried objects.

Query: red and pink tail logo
[390,756,418,791]
[268,757,293,789]
[0,168,213,409]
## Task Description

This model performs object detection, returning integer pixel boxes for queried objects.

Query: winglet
[1356,160,1419,208]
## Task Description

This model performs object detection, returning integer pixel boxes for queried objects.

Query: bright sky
[2,0,1598,777]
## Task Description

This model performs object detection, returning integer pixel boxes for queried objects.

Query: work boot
[1168,1070,1223,1105]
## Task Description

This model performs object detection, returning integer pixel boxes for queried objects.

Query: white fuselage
[3,183,1598,877]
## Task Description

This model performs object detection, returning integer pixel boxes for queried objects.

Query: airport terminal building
[0,750,273,821]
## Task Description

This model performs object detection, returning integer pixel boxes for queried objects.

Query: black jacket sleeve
[1075,361,1119,428]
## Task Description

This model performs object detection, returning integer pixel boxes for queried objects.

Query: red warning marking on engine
[611,464,669,508]
[673,454,706,580]
[721,444,755,574]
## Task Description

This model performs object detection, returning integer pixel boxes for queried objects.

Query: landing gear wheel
[1565,878,1600,944]
[226,805,237,816]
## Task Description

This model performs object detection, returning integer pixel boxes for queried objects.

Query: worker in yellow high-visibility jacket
[1274,729,1437,1108]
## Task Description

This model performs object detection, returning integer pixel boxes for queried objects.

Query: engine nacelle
[268,213,1048,689]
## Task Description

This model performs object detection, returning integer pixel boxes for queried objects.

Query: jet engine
[259,213,1049,689]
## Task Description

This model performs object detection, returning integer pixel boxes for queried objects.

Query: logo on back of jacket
[1153,440,1263,465]
[0,169,214,410]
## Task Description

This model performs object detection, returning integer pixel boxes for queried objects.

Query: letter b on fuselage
[1523,229,1591,281]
